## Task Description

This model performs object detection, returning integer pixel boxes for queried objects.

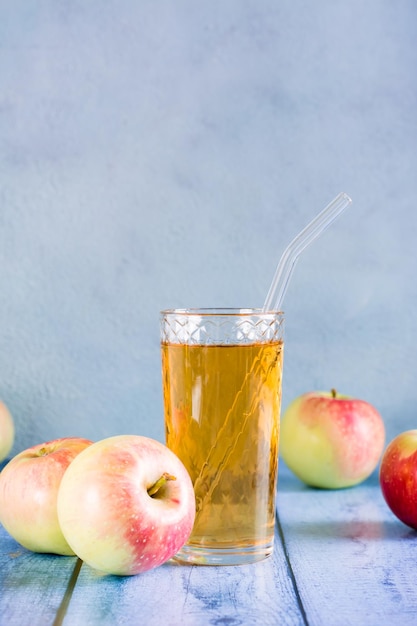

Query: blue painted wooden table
[1,461,416,626]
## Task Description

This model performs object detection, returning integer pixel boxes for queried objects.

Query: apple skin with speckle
[0,437,93,554]
[57,434,196,576]
[280,390,385,489]
[379,430,417,529]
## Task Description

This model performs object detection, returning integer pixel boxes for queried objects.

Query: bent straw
[263,192,352,312]
[192,194,352,525]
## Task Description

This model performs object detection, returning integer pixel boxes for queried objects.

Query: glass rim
[160,307,284,317]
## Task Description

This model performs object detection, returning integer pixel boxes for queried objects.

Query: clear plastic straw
[263,192,352,312]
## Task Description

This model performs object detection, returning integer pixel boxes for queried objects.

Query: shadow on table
[278,517,417,542]
[277,460,381,493]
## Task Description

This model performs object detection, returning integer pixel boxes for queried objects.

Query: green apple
[0,400,14,463]
[280,389,385,489]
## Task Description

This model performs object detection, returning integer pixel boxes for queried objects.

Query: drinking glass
[160,308,284,565]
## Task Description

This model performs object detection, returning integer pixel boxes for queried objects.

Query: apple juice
[161,340,283,563]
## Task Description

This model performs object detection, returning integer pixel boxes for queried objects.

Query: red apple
[57,434,196,576]
[0,400,14,463]
[280,389,385,489]
[379,430,417,529]
[0,437,93,554]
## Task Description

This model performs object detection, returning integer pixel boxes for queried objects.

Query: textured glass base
[172,542,274,566]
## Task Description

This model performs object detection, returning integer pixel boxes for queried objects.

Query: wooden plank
[59,524,305,626]
[0,523,79,626]
[276,462,417,626]
[5,461,416,625]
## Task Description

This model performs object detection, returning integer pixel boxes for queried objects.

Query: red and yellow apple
[0,437,93,554]
[57,434,196,576]
[280,389,385,489]
[0,400,14,463]
[379,430,417,529]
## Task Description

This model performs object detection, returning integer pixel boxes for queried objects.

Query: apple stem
[147,472,177,497]
[331,388,337,398]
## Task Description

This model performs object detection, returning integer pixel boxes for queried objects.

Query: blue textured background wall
[1,1,416,455]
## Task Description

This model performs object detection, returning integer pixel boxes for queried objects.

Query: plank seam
[52,558,83,626]
[276,510,309,626]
